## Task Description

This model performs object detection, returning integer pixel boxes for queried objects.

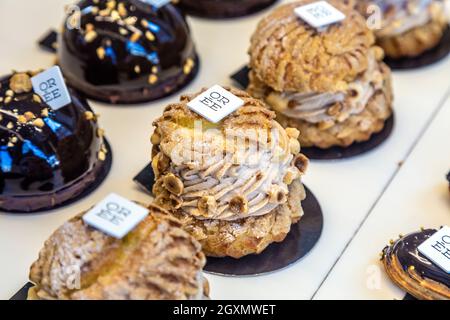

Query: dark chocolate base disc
[1,139,113,214]
[384,26,450,70]
[10,283,33,300]
[204,186,323,276]
[301,115,394,160]
[178,0,278,19]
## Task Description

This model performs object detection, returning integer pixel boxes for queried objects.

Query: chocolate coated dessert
[0,71,109,212]
[382,229,450,300]
[177,0,278,18]
[58,0,198,104]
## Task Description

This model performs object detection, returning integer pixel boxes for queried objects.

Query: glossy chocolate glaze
[177,0,278,18]
[0,72,107,212]
[58,0,198,104]
[383,229,449,288]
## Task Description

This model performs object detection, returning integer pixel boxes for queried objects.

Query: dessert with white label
[28,204,209,300]
[381,229,450,300]
[0,71,109,212]
[247,0,393,149]
[354,0,449,59]
[177,0,278,18]
[151,87,308,258]
[58,0,198,104]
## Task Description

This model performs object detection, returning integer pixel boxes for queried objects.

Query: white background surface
[0,0,449,300]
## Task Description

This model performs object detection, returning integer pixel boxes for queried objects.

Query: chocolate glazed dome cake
[176,0,278,18]
[0,71,109,212]
[58,0,199,104]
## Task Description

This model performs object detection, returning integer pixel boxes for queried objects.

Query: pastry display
[176,0,278,18]
[354,0,449,59]
[151,87,308,259]
[28,204,209,300]
[0,71,109,213]
[381,229,450,300]
[247,0,394,149]
[58,0,198,104]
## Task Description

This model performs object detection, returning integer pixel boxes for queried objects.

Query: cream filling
[376,0,447,38]
[267,54,384,124]
[160,121,300,221]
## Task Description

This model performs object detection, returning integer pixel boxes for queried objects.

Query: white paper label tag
[83,193,149,239]
[418,226,450,273]
[31,66,72,110]
[187,85,245,123]
[141,0,171,8]
[294,1,346,29]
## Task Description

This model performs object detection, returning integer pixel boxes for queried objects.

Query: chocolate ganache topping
[58,0,198,104]
[0,71,108,212]
[383,229,450,288]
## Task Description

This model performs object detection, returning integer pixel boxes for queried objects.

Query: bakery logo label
[294,1,346,29]
[187,85,245,123]
[418,226,450,273]
[83,193,149,239]
[31,66,72,110]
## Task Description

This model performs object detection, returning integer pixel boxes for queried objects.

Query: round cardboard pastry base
[301,114,394,161]
[204,186,323,277]
[384,27,450,70]
[1,139,113,214]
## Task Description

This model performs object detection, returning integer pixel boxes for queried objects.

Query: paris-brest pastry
[151,87,308,258]
[58,0,199,104]
[247,0,393,149]
[28,204,209,300]
[354,0,449,59]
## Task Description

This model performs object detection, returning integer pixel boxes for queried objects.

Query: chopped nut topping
[5,90,14,97]
[98,150,106,161]
[10,73,32,93]
[97,128,105,138]
[41,108,49,117]
[229,196,249,214]
[6,122,14,129]
[148,74,158,84]
[85,30,97,43]
[33,94,42,103]
[33,118,45,128]
[17,115,27,124]
[145,31,155,41]
[85,111,95,120]
[163,173,184,196]
[134,65,141,74]
[96,47,106,60]
[24,111,36,121]
[130,32,141,42]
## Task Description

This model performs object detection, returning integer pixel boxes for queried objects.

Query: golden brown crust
[29,205,207,300]
[378,19,448,59]
[248,0,376,93]
[156,179,306,259]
